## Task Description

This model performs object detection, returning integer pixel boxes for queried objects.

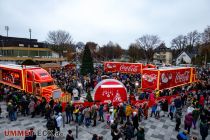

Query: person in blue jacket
[177,130,189,140]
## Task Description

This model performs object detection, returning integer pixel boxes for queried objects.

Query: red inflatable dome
[93,79,127,103]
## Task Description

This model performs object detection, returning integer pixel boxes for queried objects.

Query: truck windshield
[41,81,54,87]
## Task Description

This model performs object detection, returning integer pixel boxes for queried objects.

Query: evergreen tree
[80,42,94,75]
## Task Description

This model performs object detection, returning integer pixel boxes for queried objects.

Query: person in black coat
[24,128,36,140]
[66,130,74,140]
[46,117,56,140]
[200,121,209,140]
[111,129,122,140]
[132,112,139,132]
[162,100,168,117]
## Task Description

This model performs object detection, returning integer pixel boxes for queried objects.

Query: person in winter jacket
[200,121,209,140]
[92,109,97,127]
[177,130,188,140]
[169,102,176,120]
[56,113,63,132]
[192,108,200,129]
[199,95,205,108]
[118,104,125,124]
[175,111,182,131]
[111,129,122,140]
[66,130,74,140]
[98,104,104,122]
[134,127,145,140]
[125,122,134,140]
[132,112,139,131]
[46,117,56,140]
[162,100,168,117]
[24,128,36,140]
[143,103,148,120]
[184,113,193,133]
[155,103,161,119]
[125,105,132,121]
[150,104,157,117]
[65,103,71,124]
[28,99,36,118]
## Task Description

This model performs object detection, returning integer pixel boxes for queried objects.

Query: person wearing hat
[134,127,145,140]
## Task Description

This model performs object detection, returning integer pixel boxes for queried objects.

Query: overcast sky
[0,0,210,48]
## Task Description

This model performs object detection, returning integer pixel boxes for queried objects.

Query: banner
[104,62,143,74]
[159,68,191,90]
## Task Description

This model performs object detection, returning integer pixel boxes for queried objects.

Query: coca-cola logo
[143,74,157,83]
[120,65,138,72]
[175,71,190,83]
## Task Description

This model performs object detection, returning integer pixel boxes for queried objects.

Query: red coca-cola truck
[0,64,70,102]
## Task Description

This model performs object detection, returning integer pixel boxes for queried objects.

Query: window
[19,44,24,47]
[34,45,38,47]
[40,73,48,77]
[41,81,54,87]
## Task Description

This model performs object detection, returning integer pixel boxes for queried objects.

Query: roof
[176,51,196,59]
[0,35,46,48]
[143,66,191,71]
[154,43,171,53]
[0,64,39,70]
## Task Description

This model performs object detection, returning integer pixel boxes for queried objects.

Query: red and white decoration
[93,79,127,103]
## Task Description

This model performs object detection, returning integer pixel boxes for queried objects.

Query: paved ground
[0,101,209,140]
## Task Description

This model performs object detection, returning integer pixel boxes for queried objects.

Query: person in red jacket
[184,113,193,133]
[199,95,205,108]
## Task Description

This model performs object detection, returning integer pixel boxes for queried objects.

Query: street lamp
[5,26,9,37]
[28,28,32,57]
[29,28,32,39]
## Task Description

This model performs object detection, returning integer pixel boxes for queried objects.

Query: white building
[176,51,194,65]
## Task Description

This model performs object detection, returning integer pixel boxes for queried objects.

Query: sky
[0,0,210,48]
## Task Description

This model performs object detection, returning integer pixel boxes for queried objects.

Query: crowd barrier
[66,90,196,110]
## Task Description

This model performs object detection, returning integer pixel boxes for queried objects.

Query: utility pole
[5,26,9,37]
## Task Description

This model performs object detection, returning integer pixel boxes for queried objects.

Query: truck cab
[25,67,62,101]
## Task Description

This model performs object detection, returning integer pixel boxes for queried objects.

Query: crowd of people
[0,66,209,140]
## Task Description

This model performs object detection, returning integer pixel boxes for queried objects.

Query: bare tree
[47,30,73,45]
[171,35,187,51]
[186,30,201,47]
[46,30,74,57]
[202,26,210,43]
[136,35,161,62]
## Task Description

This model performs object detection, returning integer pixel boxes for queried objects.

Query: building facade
[176,51,193,65]
[0,35,65,64]
[153,43,172,64]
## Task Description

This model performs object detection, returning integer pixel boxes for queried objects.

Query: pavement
[0,101,209,140]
